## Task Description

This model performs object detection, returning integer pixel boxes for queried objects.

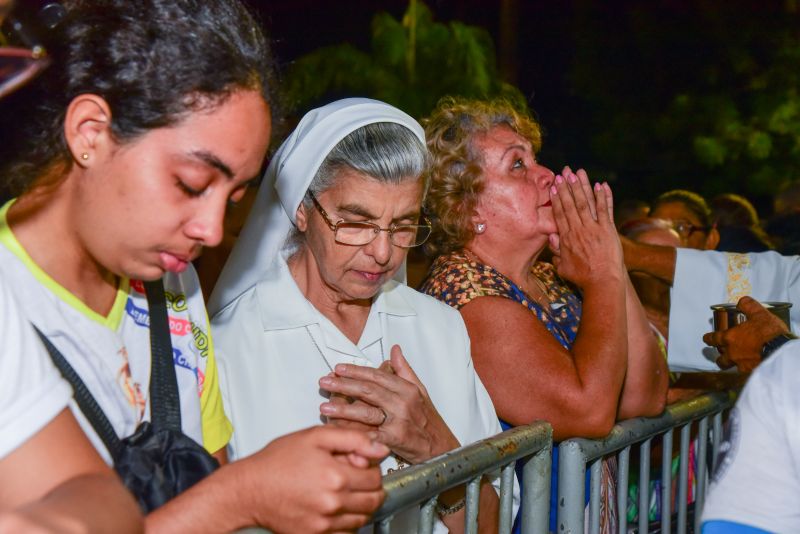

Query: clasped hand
[548,167,624,288]
[318,345,460,465]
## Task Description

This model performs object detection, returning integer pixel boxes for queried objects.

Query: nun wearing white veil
[209,98,514,531]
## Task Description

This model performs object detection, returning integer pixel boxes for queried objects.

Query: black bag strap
[34,326,124,459]
[143,280,182,432]
[34,279,182,461]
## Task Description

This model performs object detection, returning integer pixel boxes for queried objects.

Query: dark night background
[246,0,800,215]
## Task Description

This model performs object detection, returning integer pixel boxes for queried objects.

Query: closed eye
[176,179,204,198]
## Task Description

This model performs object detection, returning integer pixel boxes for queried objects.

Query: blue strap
[702,520,773,534]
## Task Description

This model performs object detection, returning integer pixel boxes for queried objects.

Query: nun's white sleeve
[668,249,800,371]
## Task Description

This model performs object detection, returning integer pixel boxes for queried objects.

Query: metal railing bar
[419,497,437,534]
[589,460,601,534]
[372,422,552,522]
[560,392,736,462]
[661,429,673,534]
[498,462,515,534]
[677,424,690,534]
[465,476,481,534]
[557,441,587,533]
[694,417,709,533]
[617,446,630,534]
[520,444,552,534]
[638,438,651,534]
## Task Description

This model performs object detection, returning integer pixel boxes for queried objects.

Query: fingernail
[367,431,380,441]
[555,175,563,184]
[320,403,335,414]
[567,173,577,183]
[550,185,558,195]
[334,364,348,374]
[594,182,601,190]
[319,376,333,387]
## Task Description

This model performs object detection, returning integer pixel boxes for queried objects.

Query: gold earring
[81,153,89,160]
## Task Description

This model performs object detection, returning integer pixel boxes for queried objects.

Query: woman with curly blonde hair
[420,96,668,530]
[421,96,666,433]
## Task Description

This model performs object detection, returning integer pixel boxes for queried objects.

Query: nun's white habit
[209,98,516,532]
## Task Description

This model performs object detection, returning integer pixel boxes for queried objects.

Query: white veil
[208,98,426,316]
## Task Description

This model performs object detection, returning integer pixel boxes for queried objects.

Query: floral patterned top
[419,249,583,349]
[421,249,618,533]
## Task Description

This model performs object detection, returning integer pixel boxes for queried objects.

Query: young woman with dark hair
[0,1,387,531]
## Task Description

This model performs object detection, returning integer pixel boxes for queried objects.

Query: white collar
[255,254,417,334]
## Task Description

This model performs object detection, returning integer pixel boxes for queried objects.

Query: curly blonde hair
[422,96,543,257]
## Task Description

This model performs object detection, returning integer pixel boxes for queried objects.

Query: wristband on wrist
[761,332,798,359]
[436,496,466,516]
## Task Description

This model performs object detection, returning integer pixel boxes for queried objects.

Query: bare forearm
[571,279,629,425]
[622,237,677,284]
[145,462,252,533]
[617,275,669,419]
[7,473,142,534]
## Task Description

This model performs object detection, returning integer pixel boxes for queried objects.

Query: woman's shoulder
[420,249,512,309]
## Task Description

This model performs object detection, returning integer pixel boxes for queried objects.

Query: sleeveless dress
[421,249,618,533]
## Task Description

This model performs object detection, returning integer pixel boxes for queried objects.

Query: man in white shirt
[622,237,799,372]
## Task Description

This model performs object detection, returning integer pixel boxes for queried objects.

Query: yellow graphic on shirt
[191,322,210,359]
[165,291,188,312]
[726,253,752,303]
[116,346,146,420]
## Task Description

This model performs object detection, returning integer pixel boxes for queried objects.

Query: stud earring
[80,153,89,160]
[476,223,486,234]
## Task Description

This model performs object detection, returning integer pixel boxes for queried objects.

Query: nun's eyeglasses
[308,191,432,248]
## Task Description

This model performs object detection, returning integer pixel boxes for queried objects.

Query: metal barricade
[371,422,553,534]
[557,391,737,534]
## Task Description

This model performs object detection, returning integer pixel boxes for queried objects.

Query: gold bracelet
[436,496,466,516]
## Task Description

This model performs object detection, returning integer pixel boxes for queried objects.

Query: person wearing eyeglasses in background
[0,1,142,532]
[210,98,512,533]
[622,190,800,375]
[621,236,799,374]
[650,189,720,251]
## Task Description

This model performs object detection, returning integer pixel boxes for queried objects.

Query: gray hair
[302,122,430,207]
[285,122,429,253]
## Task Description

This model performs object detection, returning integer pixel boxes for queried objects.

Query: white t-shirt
[701,339,800,532]
[0,201,231,463]
[668,249,800,371]
[212,254,516,533]
[0,275,72,458]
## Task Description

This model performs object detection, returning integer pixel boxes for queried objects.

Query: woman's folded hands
[318,345,460,464]
[549,167,625,289]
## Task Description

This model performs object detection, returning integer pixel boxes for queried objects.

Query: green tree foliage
[282,0,526,119]
[569,0,800,207]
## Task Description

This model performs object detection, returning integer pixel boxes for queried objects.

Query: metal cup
[711,301,793,332]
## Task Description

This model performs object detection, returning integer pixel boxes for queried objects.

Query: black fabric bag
[36,280,219,513]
